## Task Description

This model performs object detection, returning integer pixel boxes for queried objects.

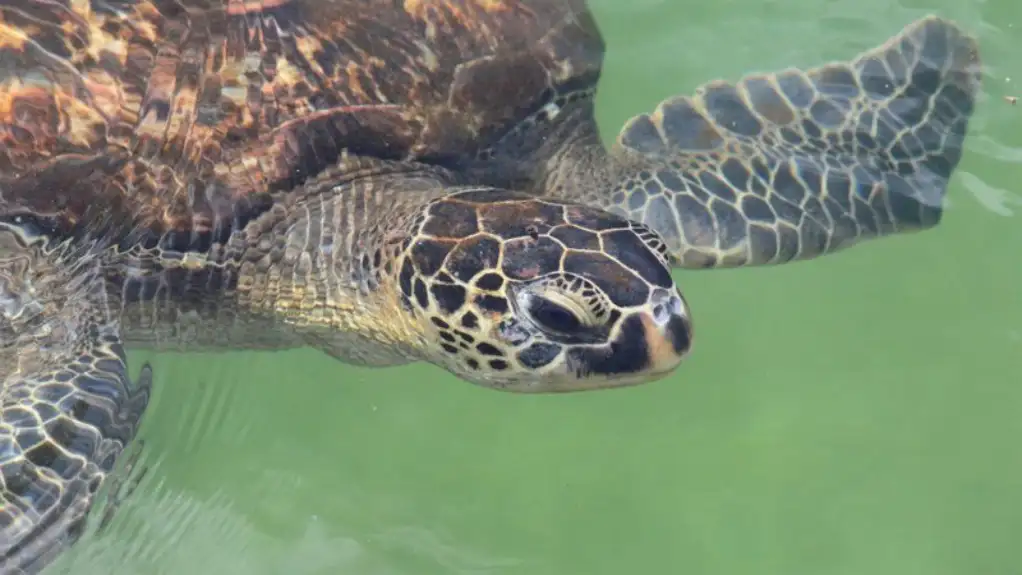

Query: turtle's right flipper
[0,225,153,574]
[611,16,981,269]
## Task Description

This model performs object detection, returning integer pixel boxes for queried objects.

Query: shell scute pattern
[0,0,597,244]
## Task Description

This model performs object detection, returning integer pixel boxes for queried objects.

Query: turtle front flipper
[0,225,153,573]
[609,16,981,269]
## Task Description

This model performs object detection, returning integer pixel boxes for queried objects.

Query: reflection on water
[47,352,531,575]
[71,478,369,574]
[66,460,526,574]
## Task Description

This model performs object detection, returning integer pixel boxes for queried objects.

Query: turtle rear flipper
[0,229,153,573]
[611,16,982,269]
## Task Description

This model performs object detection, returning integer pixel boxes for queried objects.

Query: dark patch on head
[563,252,649,307]
[422,199,480,238]
[489,359,510,371]
[475,272,504,291]
[441,343,459,355]
[501,237,564,280]
[410,239,455,276]
[475,342,504,357]
[566,314,649,376]
[550,225,601,250]
[666,316,692,355]
[439,331,457,344]
[601,229,673,288]
[475,294,509,315]
[445,235,501,283]
[517,342,562,369]
[564,205,630,232]
[461,312,479,329]
[414,279,429,308]
[455,330,475,343]
[430,317,450,330]
[436,271,455,284]
[479,200,566,240]
[451,189,531,204]
[400,259,416,298]
[430,283,467,314]
[466,358,480,370]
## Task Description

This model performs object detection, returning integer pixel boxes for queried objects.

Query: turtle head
[398,188,693,392]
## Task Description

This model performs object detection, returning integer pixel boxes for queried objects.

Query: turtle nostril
[668,294,685,316]
[653,302,670,324]
[650,288,687,326]
[648,288,691,355]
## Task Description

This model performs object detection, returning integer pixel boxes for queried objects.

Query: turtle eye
[523,294,586,335]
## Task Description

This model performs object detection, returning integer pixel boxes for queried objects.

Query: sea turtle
[0,0,980,570]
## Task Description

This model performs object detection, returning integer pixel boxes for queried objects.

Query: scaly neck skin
[234,168,447,366]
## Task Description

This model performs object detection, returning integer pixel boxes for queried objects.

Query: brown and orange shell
[0,0,603,244]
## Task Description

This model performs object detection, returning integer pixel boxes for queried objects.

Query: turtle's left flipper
[0,224,153,574]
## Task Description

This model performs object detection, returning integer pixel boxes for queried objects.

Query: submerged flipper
[0,224,152,573]
[611,16,982,268]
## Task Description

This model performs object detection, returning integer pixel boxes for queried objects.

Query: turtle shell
[0,0,603,249]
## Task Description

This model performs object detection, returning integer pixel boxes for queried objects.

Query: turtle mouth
[470,309,691,394]
[564,314,652,378]
[466,282,692,392]
[562,306,692,385]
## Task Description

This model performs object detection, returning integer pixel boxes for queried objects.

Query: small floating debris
[1006,95,1018,105]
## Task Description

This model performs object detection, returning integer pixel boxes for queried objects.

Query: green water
[52,1,1022,574]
